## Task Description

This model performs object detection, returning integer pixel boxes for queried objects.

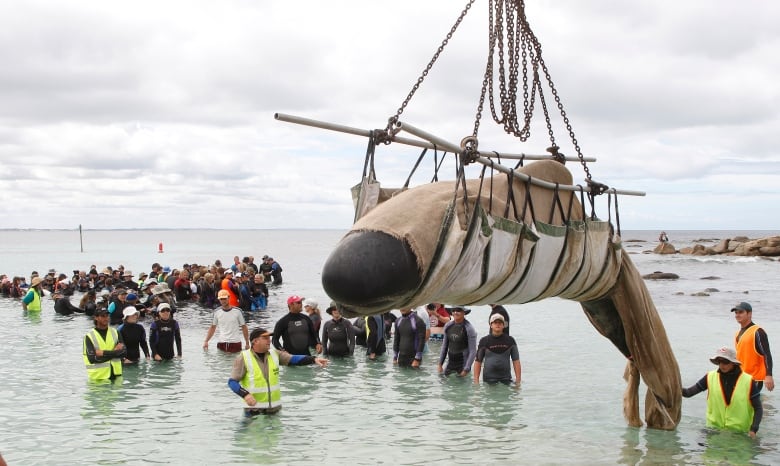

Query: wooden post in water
[79,224,83,253]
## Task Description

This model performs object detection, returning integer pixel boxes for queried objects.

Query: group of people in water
[2,254,283,316]
[5,256,773,435]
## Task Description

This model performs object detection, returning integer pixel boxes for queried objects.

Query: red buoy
[158,242,164,253]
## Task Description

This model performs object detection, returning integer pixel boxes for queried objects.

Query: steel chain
[384,0,477,141]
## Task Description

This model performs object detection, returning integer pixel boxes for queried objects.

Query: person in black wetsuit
[321,304,355,357]
[272,295,321,355]
[365,315,386,359]
[353,317,367,347]
[393,308,426,368]
[118,307,150,363]
[149,303,182,360]
[53,291,85,315]
[438,306,478,377]
[488,304,510,335]
[473,314,522,385]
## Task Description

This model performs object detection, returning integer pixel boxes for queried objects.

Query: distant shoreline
[2,228,778,233]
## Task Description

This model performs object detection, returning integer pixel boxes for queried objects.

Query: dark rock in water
[625,239,645,243]
[673,292,685,296]
[690,292,710,297]
[700,276,721,280]
[703,288,719,293]
[642,271,679,280]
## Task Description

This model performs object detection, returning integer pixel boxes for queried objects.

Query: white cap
[122,307,140,318]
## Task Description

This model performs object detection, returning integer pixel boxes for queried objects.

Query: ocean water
[0,229,778,465]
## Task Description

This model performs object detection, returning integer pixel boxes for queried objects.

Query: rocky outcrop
[675,235,780,258]
[642,271,679,280]
[653,242,676,254]
[733,237,780,256]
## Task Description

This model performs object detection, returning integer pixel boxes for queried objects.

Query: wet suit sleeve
[228,356,250,398]
[321,321,330,356]
[288,355,317,365]
[392,319,400,360]
[149,323,159,357]
[463,322,478,372]
[750,382,763,433]
[755,328,773,376]
[308,316,321,347]
[368,317,381,355]
[414,316,426,360]
[273,347,316,366]
[84,335,98,364]
[475,338,487,363]
[681,375,708,398]
[438,321,452,365]
[174,322,182,357]
[140,326,150,358]
[346,321,355,355]
[272,316,285,350]
[102,332,127,360]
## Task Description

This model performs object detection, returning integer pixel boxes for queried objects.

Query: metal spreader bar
[397,121,645,197]
[274,113,597,163]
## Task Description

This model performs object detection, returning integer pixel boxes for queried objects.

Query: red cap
[287,295,304,305]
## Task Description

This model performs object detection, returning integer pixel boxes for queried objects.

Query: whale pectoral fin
[580,297,631,359]
[600,254,682,430]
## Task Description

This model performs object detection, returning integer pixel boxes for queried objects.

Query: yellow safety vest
[25,288,42,312]
[240,349,281,410]
[83,328,123,381]
[706,370,754,433]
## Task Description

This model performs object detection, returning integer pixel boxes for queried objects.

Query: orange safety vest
[735,325,767,381]
[221,278,239,307]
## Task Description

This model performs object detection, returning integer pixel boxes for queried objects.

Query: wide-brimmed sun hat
[709,346,741,365]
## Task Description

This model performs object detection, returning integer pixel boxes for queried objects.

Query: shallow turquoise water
[0,229,778,464]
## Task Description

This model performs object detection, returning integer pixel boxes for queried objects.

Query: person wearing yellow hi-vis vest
[682,346,763,438]
[228,327,328,416]
[22,276,44,312]
[83,309,126,381]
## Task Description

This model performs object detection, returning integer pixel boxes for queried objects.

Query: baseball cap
[249,327,273,340]
[122,307,140,318]
[157,303,171,312]
[287,295,304,305]
[730,302,752,312]
[490,314,505,323]
[217,289,230,299]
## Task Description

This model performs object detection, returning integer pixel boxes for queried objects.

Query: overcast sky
[1,0,778,231]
